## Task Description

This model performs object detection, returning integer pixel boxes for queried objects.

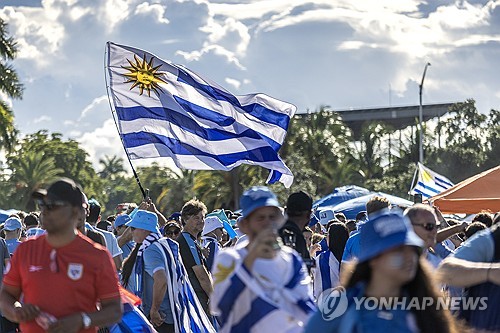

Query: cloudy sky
[1,0,499,171]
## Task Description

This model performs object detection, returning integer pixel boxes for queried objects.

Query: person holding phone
[211,186,315,333]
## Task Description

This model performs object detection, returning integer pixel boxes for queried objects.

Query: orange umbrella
[428,165,500,214]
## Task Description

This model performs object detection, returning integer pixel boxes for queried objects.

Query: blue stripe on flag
[413,188,432,199]
[229,297,278,333]
[116,106,281,151]
[176,69,291,129]
[435,176,453,188]
[318,251,332,293]
[217,273,247,327]
[268,170,283,184]
[285,253,304,289]
[416,181,441,194]
[122,131,282,164]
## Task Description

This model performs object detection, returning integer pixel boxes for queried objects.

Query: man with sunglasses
[405,204,467,268]
[114,214,135,260]
[0,178,122,333]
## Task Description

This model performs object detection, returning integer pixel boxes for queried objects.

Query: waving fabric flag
[105,42,295,187]
[410,162,454,199]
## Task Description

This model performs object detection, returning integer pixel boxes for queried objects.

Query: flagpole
[104,42,147,199]
[408,162,419,198]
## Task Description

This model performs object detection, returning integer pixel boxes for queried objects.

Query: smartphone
[414,193,422,204]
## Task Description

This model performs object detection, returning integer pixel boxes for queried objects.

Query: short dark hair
[87,199,101,223]
[465,222,487,239]
[23,213,39,228]
[334,212,346,222]
[472,211,493,228]
[286,191,312,216]
[366,196,390,215]
[181,199,207,224]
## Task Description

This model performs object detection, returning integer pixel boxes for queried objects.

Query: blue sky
[1,0,499,169]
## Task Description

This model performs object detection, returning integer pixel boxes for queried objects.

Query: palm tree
[98,155,125,180]
[284,106,355,195]
[156,169,196,213]
[0,19,23,152]
[10,151,64,210]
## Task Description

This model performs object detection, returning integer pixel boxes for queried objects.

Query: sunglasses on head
[165,229,180,236]
[412,223,440,231]
[36,199,68,211]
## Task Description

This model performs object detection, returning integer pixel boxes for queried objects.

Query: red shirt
[3,233,120,333]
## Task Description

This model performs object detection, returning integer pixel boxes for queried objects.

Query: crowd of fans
[0,177,498,333]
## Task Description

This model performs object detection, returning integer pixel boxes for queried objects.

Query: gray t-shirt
[0,238,10,285]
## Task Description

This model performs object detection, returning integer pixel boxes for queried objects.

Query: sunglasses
[36,199,68,211]
[412,223,440,231]
[165,229,180,236]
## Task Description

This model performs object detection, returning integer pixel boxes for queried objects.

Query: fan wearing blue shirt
[306,209,461,333]
[3,217,22,256]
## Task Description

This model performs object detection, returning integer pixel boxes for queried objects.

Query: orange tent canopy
[428,165,500,214]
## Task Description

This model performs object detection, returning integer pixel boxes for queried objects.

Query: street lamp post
[418,62,431,164]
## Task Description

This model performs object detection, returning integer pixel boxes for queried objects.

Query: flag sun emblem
[122,54,167,97]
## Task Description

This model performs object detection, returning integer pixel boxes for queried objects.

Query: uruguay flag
[410,162,454,199]
[105,42,295,187]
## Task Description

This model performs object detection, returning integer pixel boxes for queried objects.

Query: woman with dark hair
[306,209,462,333]
[313,222,349,299]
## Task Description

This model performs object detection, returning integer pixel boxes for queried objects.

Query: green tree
[281,106,357,197]
[99,155,126,180]
[483,109,500,170]
[8,151,64,210]
[0,19,23,152]
[429,99,487,182]
[5,131,103,208]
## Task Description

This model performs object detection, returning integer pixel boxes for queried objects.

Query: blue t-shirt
[305,285,419,333]
[142,244,174,324]
[342,232,360,262]
[121,241,135,260]
[5,239,21,255]
[452,228,494,263]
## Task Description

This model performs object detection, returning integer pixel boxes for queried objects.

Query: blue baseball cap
[114,214,131,228]
[125,210,160,234]
[240,186,280,218]
[358,208,424,262]
[4,217,22,231]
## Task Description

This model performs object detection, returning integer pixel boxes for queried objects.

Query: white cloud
[224,77,241,90]
[135,2,169,24]
[78,96,108,121]
[33,115,51,124]
[76,119,178,173]
[176,45,246,70]
[76,118,125,170]
[2,0,500,172]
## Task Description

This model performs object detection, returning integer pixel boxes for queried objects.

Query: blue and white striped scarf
[153,238,216,333]
[135,232,161,298]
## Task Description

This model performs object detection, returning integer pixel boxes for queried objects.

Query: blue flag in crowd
[106,42,295,187]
